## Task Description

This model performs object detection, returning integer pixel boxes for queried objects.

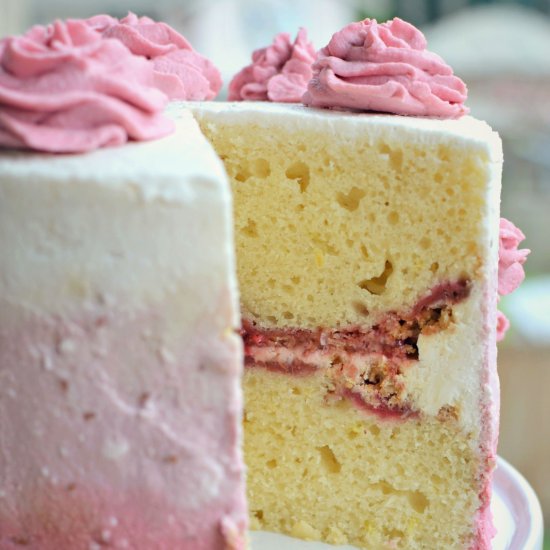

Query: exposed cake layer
[0,107,246,549]
[191,101,502,331]
[242,280,491,435]
[244,368,484,549]
[193,102,502,548]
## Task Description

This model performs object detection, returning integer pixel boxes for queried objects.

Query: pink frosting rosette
[228,28,316,102]
[0,19,172,153]
[87,13,222,101]
[496,218,530,341]
[303,17,468,118]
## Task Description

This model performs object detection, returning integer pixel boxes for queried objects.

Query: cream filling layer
[246,284,486,435]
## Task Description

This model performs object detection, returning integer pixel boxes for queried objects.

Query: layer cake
[0,12,530,550]
[192,101,502,549]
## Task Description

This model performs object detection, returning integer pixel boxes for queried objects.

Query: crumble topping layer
[242,280,470,419]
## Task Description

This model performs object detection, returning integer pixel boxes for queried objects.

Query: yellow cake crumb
[291,520,321,540]
[197,118,489,328]
[244,369,480,549]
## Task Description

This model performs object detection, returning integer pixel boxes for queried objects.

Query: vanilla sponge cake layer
[191,102,502,330]
[245,369,480,549]
[0,108,246,549]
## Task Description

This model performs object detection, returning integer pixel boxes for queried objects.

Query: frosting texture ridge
[303,17,468,117]
[87,13,222,101]
[0,19,174,153]
[496,218,530,341]
[228,29,316,103]
[498,218,529,296]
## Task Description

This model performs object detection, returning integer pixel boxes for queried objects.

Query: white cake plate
[250,456,543,550]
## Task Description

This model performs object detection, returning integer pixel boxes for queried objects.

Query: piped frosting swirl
[228,29,316,103]
[303,17,468,118]
[0,19,172,153]
[87,13,222,101]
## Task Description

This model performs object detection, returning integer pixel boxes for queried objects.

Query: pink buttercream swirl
[0,19,173,153]
[228,29,316,102]
[497,218,530,341]
[303,17,468,118]
[87,13,222,101]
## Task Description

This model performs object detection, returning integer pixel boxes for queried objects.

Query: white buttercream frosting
[0,107,239,325]
[189,101,502,162]
[0,105,247,548]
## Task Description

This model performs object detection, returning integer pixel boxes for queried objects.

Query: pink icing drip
[87,13,222,101]
[0,19,173,153]
[472,462,498,550]
[303,17,468,118]
[228,28,316,103]
[496,218,530,341]
[495,310,510,342]
[474,220,529,546]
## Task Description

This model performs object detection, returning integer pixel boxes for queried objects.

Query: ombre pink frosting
[496,311,511,342]
[496,218,530,341]
[303,17,468,118]
[0,19,173,153]
[0,304,246,549]
[228,29,316,102]
[87,13,222,101]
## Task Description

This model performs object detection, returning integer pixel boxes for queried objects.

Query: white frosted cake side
[0,107,247,550]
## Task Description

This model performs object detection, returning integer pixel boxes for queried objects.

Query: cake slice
[0,107,246,549]
[192,101,502,549]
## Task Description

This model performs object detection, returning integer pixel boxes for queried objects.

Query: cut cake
[192,101,502,549]
[0,12,525,550]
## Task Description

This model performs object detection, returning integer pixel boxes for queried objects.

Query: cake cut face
[192,102,502,549]
[0,108,246,550]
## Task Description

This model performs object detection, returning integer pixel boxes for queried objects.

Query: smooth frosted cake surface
[0,107,247,549]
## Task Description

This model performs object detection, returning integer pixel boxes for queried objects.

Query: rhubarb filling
[241,279,470,417]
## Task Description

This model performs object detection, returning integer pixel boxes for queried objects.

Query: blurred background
[2,0,549,546]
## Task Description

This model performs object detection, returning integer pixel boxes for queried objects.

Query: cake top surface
[191,101,501,160]
[0,106,226,202]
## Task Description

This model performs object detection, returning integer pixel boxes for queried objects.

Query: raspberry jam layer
[242,280,470,418]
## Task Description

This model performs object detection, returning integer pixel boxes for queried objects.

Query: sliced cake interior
[192,102,502,550]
